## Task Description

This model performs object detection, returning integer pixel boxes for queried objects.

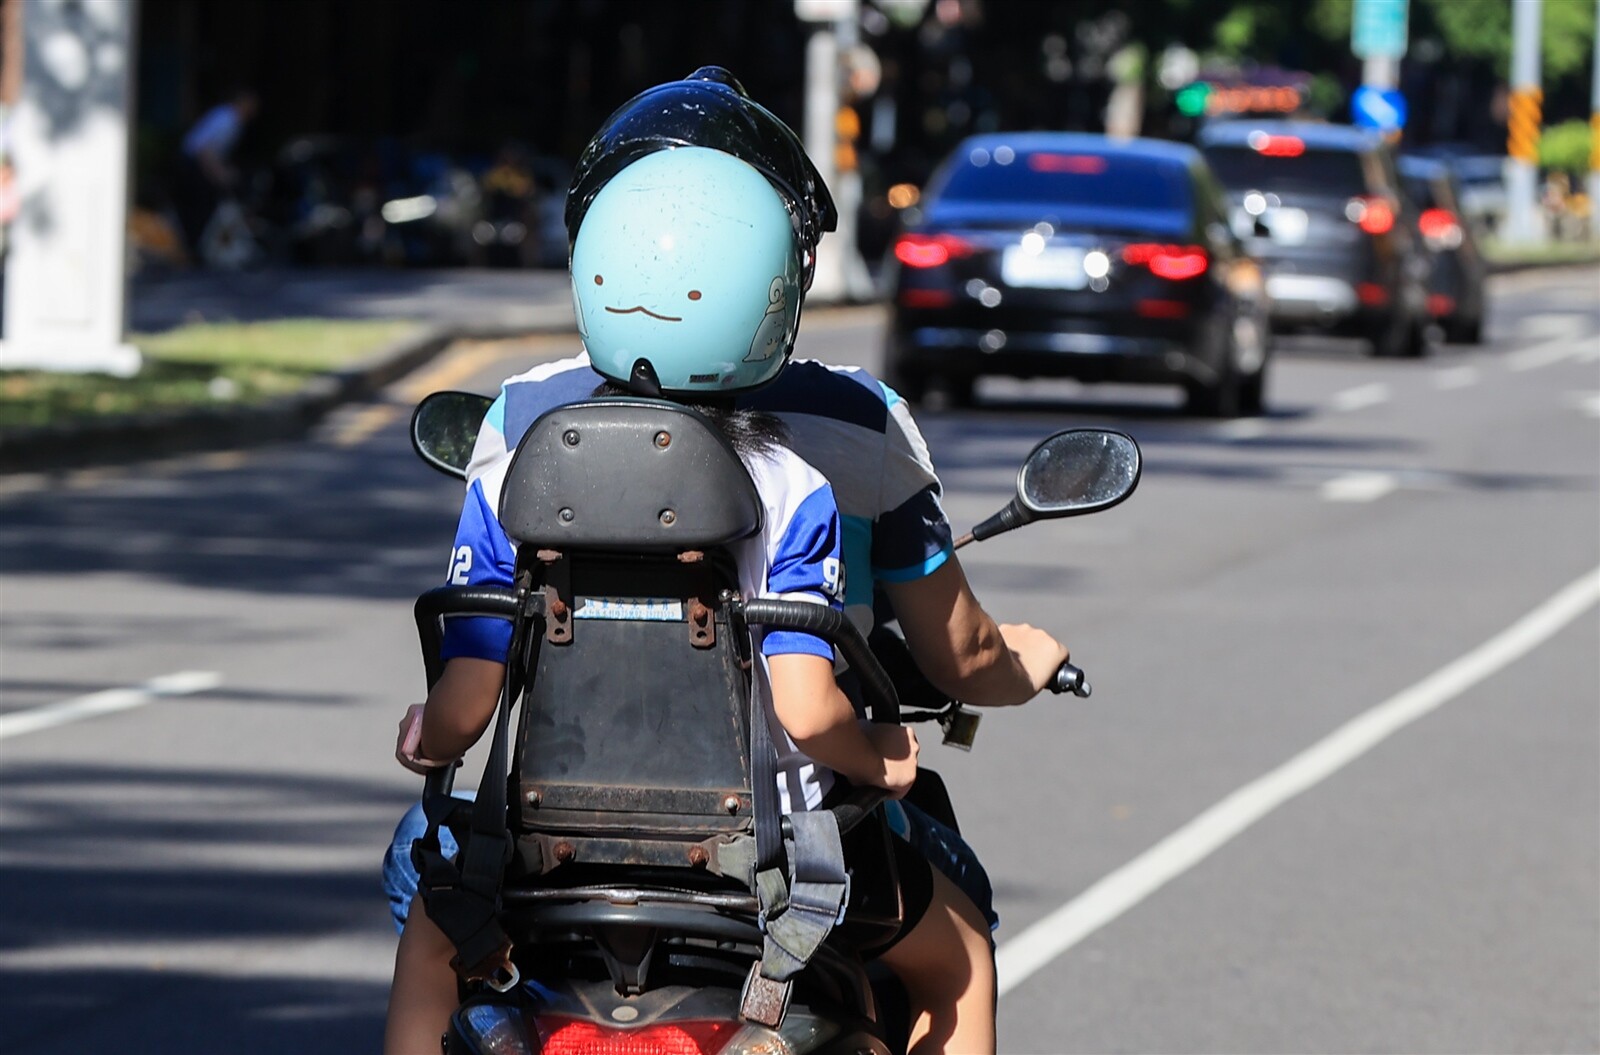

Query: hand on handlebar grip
[999,622,1072,695]
[866,724,920,799]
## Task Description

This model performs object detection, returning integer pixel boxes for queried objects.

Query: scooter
[407,391,1140,1054]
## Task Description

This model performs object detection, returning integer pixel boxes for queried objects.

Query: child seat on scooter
[499,398,763,874]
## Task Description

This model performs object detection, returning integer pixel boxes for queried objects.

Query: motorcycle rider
[386,68,1071,1053]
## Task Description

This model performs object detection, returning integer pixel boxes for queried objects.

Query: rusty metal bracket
[687,596,715,649]
[536,549,573,646]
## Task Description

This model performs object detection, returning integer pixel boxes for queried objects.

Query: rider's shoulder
[748,358,910,433]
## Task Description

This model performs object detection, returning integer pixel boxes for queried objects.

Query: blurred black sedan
[1398,155,1488,344]
[884,133,1272,416]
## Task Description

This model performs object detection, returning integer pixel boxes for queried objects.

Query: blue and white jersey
[451,352,953,640]
[441,363,847,812]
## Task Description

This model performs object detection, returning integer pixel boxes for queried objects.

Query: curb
[0,320,564,475]
[0,297,886,475]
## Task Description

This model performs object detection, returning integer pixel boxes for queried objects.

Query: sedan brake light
[894,233,976,269]
[1122,243,1209,280]
[1345,196,1395,236]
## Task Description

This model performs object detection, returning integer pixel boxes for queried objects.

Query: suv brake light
[1247,132,1305,157]
[1345,196,1395,235]
[894,233,975,269]
[1122,243,1209,280]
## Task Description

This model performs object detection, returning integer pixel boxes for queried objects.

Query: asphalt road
[2,268,1596,1054]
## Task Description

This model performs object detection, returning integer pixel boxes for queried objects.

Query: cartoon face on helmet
[571,146,803,395]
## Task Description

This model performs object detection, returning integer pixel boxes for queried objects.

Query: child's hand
[866,724,920,799]
[395,703,460,775]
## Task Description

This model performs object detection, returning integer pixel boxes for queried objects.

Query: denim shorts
[382,796,997,935]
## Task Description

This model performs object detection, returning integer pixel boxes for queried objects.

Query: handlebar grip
[1051,662,1092,698]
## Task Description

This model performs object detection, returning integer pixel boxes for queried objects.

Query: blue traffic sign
[1352,85,1408,131]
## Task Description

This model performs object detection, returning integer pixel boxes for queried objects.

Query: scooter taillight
[535,1017,743,1055]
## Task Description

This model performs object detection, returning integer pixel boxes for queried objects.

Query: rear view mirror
[963,429,1141,545]
[411,390,495,479]
[1017,429,1141,516]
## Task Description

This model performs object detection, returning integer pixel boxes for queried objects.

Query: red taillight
[898,288,954,309]
[1248,132,1305,157]
[1357,281,1389,306]
[1122,243,1209,280]
[1135,298,1191,319]
[537,1018,741,1055]
[1427,293,1456,317]
[1347,196,1395,235]
[894,233,975,269]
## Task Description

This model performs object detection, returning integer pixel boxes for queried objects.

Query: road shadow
[2,761,411,1054]
[0,424,463,601]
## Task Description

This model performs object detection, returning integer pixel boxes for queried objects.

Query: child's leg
[875,853,997,1055]
[384,905,460,1055]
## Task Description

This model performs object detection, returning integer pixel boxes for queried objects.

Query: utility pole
[0,0,139,375]
[797,0,873,303]
[1504,0,1544,245]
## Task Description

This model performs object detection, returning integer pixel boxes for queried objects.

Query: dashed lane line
[995,564,1600,998]
[1320,471,1399,502]
[1433,366,1479,390]
[0,671,222,741]
[1329,383,1391,412]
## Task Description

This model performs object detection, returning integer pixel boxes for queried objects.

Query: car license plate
[1231,206,1309,247]
[1001,245,1087,289]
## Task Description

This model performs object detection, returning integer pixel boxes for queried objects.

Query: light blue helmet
[570,146,804,396]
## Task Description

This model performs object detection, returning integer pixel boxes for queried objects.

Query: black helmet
[565,67,838,285]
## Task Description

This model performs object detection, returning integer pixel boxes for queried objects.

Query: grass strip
[0,319,415,430]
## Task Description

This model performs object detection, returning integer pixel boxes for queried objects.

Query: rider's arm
[768,652,916,797]
[883,557,1067,708]
[418,656,504,762]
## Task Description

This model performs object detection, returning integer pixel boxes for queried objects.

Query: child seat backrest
[497,399,764,875]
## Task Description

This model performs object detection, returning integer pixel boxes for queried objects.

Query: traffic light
[1175,81,1211,117]
[835,105,860,174]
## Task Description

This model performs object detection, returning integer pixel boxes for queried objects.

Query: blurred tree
[1419,0,1595,81]
[1539,118,1592,175]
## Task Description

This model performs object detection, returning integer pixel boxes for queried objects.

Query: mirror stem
[952,531,975,551]
[969,500,1030,544]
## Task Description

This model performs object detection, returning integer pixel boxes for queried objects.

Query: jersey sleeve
[760,480,844,660]
[437,476,518,663]
[870,394,954,582]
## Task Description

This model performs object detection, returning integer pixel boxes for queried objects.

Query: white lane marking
[0,671,222,741]
[1321,471,1398,502]
[1516,313,1589,340]
[1330,383,1390,412]
[1507,338,1579,372]
[1432,366,1479,390]
[995,565,1600,998]
[1217,418,1270,441]
[1569,391,1600,418]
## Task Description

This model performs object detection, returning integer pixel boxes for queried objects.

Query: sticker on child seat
[573,598,685,621]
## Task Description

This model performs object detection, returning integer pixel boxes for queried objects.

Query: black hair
[591,381,789,459]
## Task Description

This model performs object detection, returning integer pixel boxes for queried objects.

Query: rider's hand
[395,703,461,775]
[999,623,1071,696]
[866,724,920,799]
